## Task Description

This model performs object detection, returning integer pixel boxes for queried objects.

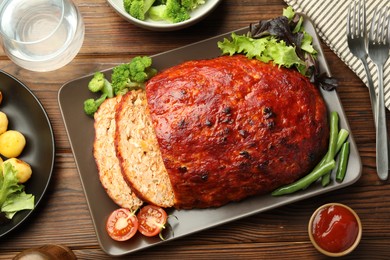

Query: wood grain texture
[0,0,389,259]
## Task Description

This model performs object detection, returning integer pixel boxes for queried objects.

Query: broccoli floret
[148,5,166,21]
[88,72,105,92]
[181,0,205,10]
[148,0,190,23]
[102,79,114,98]
[83,73,113,116]
[111,63,133,95]
[124,0,132,12]
[83,94,107,116]
[111,56,157,95]
[129,56,157,83]
[124,0,156,20]
[84,56,157,115]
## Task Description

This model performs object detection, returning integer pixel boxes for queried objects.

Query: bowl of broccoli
[107,0,222,31]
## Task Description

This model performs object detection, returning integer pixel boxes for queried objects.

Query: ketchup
[311,204,359,253]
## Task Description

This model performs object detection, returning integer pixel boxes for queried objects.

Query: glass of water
[0,0,85,72]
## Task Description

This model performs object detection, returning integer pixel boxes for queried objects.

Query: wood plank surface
[0,0,389,259]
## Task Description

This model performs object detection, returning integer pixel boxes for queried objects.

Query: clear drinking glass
[0,0,85,72]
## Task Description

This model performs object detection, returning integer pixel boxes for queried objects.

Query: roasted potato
[0,130,26,158]
[0,111,8,134]
[3,158,32,183]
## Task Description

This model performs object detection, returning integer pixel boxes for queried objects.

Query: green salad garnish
[218,7,338,91]
[0,162,34,219]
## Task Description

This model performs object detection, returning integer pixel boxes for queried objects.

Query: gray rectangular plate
[58,16,362,256]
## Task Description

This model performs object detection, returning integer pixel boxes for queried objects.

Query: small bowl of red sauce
[308,203,362,257]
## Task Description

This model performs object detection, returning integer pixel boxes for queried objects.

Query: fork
[368,6,390,181]
[347,0,377,124]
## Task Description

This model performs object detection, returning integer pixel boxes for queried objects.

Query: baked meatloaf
[93,95,143,211]
[146,55,329,209]
[115,90,175,208]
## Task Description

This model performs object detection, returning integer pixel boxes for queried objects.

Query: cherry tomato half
[106,208,138,241]
[137,205,168,237]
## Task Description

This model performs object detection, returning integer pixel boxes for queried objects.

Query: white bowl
[107,0,222,31]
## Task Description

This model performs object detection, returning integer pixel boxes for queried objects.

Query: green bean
[271,160,336,196]
[311,128,349,172]
[336,142,350,182]
[299,128,349,190]
[326,112,340,160]
[321,111,339,186]
[271,128,350,196]
[335,129,349,152]
[270,113,350,196]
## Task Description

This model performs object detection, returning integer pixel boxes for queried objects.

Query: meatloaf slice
[115,90,175,208]
[93,95,143,211]
[146,55,329,209]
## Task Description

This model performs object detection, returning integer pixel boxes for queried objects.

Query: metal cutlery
[347,0,377,124]
[367,6,390,181]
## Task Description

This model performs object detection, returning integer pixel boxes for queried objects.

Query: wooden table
[0,0,389,259]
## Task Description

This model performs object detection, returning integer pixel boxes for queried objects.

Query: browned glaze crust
[146,55,329,209]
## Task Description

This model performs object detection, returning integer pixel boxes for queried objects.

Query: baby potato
[0,130,26,158]
[4,158,32,183]
[0,111,8,134]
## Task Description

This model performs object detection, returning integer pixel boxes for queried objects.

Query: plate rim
[58,17,362,256]
[0,69,56,238]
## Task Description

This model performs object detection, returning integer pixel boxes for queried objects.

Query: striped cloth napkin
[284,0,390,109]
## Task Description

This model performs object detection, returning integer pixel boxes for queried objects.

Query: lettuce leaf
[0,162,34,219]
[283,5,295,20]
[217,6,338,90]
[218,32,304,71]
[218,6,315,76]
